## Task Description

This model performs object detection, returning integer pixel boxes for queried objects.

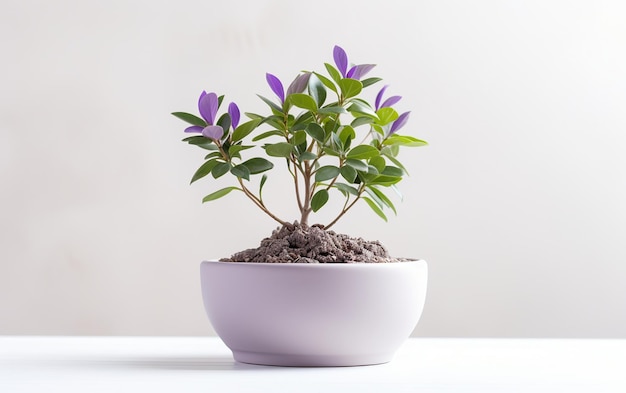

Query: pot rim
[202,259,425,267]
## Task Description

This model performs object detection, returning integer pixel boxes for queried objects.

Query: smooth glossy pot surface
[200,260,427,366]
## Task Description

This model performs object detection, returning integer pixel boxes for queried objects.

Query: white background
[1,0,625,337]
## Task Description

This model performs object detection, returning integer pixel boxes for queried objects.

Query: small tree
[173,46,426,229]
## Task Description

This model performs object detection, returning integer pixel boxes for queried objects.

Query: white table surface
[1,336,625,393]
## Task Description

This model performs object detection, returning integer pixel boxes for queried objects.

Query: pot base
[232,350,394,367]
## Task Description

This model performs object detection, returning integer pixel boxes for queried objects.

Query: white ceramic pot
[200,260,428,367]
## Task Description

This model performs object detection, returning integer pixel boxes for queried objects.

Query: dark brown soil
[220,223,412,263]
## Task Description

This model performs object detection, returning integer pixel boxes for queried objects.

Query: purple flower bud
[389,111,410,135]
[228,102,240,130]
[184,125,204,133]
[266,73,285,103]
[287,73,311,96]
[199,92,219,125]
[202,125,224,141]
[333,45,348,78]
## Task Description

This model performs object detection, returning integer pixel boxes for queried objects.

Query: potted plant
[172,45,428,367]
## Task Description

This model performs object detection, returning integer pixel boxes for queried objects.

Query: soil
[220,223,413,263]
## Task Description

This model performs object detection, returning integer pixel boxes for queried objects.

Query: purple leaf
[390,111,410,135]
[347,64,375,80]
[199,92,219,125]
[381,95,402,108]
[198,91,207,109]
[349,64,375,80]
[333,45,348,77]
[202,125,224,140]
[375,85,389,110]
[287,73,311,96]
[266,73,285,103]
[346,66,356,79]
[184,125,203,133]
[228,102,240,129]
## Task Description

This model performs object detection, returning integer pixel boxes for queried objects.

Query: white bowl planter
[200,260,428,367]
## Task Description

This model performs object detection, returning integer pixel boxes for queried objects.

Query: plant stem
[299,161,313,226]
[237,177,289,227]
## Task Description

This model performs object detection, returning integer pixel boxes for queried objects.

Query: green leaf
[244,112,264,120]
[313,72,338,93]
[202,187,240,203]
[366,165,380,175]
[293,111,314,129]
[368,175,402,187]
[323,147,341,157]
[363,197,387,221]
[338,78,363,99]
[257,94,283,114]
[345,158,369,172]
[190,159,219,184]
[315,165,341,182]
[365,188,385,209]
[183,135,216,150]
[361,77,382,88]
[264,142,293,158]
[308,74,327,107]
[381,150,408,174]
[228,144,254,159]
[324,63,342,84]
[338,126,355,148]
[172,112,207,127]
[382,166,404,177]
[230,164,250,180]
[351,116,374,128]
[369,156,386,173]
[252,130,284,142]
[383,135,428,147]
[331,132,344,152]
[346,145,380,160]
[204,151,222,160]
[291,130,307,146]
[289,93,318,112]
[305,123,325,142]
[216,113,231,134]
[241,157,274,174]
[340,165,357,183]
[297,151,317,162]
[259,174,268,198]
[211,162,230,179]
[368,186,397,215]
[317,106,346,115]
[232,119,261,142]
[347,101,377,118]
[260,115,284,129]
[334,182,359,196]
[311,189,329,212]
[376,107,399,126]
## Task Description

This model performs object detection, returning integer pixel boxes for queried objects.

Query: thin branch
[237,177,289,227]
[324,185,365,230]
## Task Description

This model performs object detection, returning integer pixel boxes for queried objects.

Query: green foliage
[172,112,207,127]
[311,189,329,212]
[203,187,240,202]
[172,46,427,228]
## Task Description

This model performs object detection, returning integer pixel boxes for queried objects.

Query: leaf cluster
[172,48,427,228]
